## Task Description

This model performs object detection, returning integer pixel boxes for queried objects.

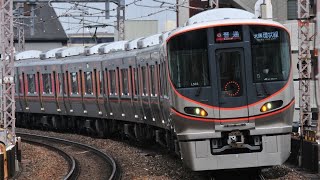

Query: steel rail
[17,132,122,180]
[20,136,79,180]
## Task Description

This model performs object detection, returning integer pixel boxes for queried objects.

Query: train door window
[142,66,148,96]
[133,67,139,96]
[71,72,78,95]
[84,71,93,95]
[65,71,70,96]
[53,71,57,96]
[19,74,23,94]
[217,51,243,97]
[110,70,116,95]
[104,69,108,95]
[121,69,129,96]
[150,65,156,96]
[163,61,168,96]
[99,71,104,95]
[58,73,64,95]
[27,74,36,94]
[42,73,52,95]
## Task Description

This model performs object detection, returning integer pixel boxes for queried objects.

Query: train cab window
[42,73,52,94]
[109,70,116,95]
[167,29,210,88]
[141,66,148,95]
[121,69,129,96]
[84,71,93,95]
[150,65,156,96]
[27,74,36,94]
[70,72,78,95]
[250,26,290,82]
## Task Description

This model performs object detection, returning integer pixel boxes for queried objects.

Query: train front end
[167,10,294,171]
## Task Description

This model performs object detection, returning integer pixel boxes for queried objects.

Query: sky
[52,0,177,35]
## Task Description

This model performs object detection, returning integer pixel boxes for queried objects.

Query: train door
[215,48,249,123]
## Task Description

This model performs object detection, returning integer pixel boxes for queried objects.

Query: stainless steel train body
[14,9,294,171]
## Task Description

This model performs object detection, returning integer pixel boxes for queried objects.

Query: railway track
[17,132,121,180]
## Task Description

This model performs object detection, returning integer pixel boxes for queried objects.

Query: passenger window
[70,72,78,95]
[42,73,52,95]
[121,69,129,96]
[150,65,156,96]
[84,71,93,95]
[142,66,148,95]
[109,70,116,95]
[27,74,36,94]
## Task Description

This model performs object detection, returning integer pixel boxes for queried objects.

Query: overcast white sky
[52,0,176,35]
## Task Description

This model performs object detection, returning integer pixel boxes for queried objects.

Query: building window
[71,72,78,95]
[42,73,52,94]
[27,74,36,94]
[287,0,298,20]
[84,71,93,95]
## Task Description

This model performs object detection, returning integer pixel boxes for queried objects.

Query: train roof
[168,8,288,41]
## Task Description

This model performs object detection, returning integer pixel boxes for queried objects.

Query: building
[114,20,158,41]
[14,3,68,52]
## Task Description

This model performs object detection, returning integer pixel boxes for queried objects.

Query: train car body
[14,8,294,171]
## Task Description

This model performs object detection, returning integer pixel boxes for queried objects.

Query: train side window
[142,66,148,96]
[150,65,156,96]
[84,71,93,95]
[42,73,52,95]
[110,70,116,95]
[58,73,64,95]
[71,72,78,95]
[27,74,36,94]
[121,69,129,96]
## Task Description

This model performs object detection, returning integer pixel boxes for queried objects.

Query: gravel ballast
[16,128,315,180]
[17,142,68,180]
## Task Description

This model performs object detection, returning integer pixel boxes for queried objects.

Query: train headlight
[184,107,208,117]
[260,100,283,112]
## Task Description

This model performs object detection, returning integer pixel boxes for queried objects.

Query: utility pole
[0,0,16,146]
[298,0,312,137]
[316,0,320,139]
[116,0,125,40]
[15,2,25,52]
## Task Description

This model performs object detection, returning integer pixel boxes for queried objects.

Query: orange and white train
[15,8,294,171]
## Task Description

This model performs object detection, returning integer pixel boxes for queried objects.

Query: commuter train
[15,8,294,171]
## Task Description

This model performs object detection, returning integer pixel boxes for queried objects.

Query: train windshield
[250,26,290,82]
[168,29,210,88]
